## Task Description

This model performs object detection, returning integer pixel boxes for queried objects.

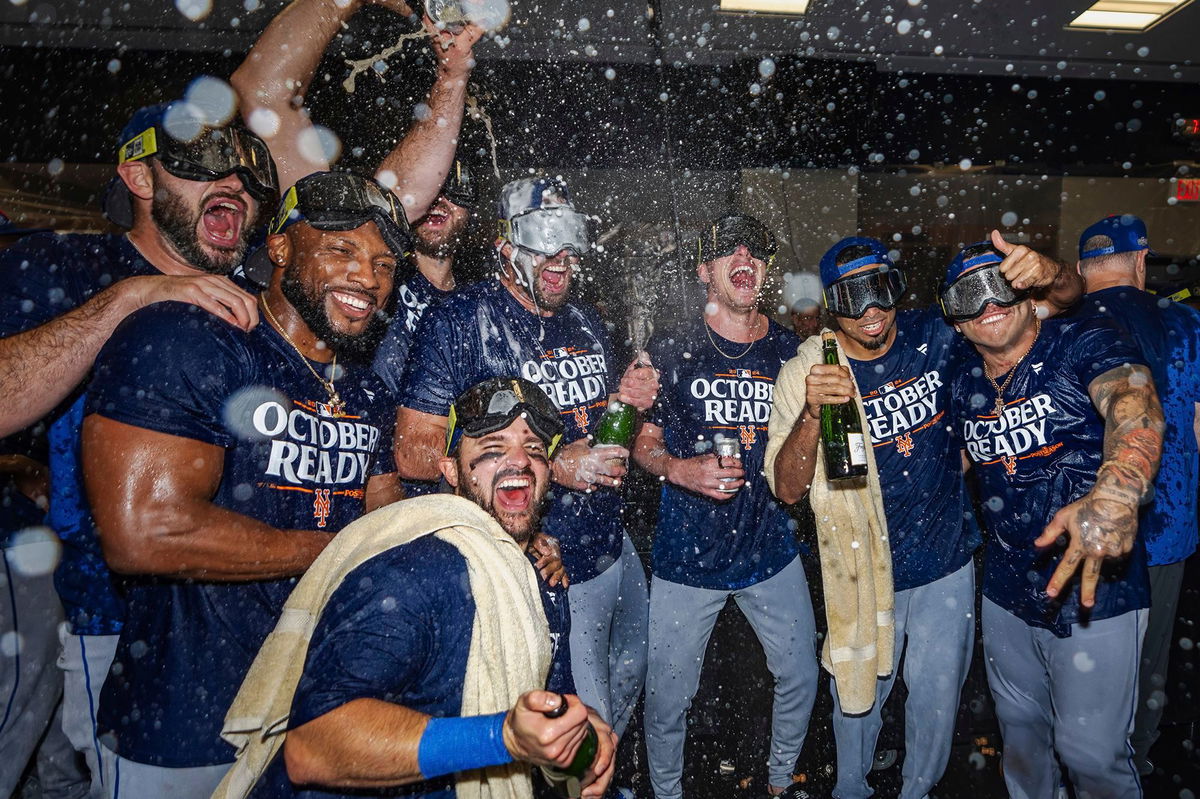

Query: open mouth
[328,289,376,321]
[540,263,570,294]
[200,195,246,250]
[420,208,449,229]
[977,306,1011,327]
[495,474,533,511]
[729,264,756,290]
[859,317,887,337]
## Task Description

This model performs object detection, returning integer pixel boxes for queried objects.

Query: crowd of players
[1,2,1196,799]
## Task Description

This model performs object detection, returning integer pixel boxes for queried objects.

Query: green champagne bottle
[819,332,868,480]
[591,399,637,449]
[539,694,598,798]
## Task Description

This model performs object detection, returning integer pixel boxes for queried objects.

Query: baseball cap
[818,237,896,287]
[496,177,588,257]
[445,377,565,456]
[243,171,412,287]
[939,241,1027,322]
[819,237,906,318]
[104,102,278,228]
[1078,214,1153,261]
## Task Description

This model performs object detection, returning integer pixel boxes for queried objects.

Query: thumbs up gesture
[990,229,1064,291]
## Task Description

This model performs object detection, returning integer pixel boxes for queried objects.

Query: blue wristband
[418,712,513,779]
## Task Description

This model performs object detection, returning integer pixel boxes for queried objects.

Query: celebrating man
[83,171,406,797]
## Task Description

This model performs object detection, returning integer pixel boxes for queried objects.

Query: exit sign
[1176,179,1200,202]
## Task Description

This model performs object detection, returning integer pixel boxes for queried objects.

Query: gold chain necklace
[705,318,759,360]
[259,296,345,415]
[984,316,1040,419]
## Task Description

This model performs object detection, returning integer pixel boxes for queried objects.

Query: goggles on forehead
[502,207,590,257]
[440,159,477,209]
[270,172,412,257]
[939,264,1029,322]
[118,124,278,202]
[823,266,907,318]
[697,215,777,265]
[446,378,565,457]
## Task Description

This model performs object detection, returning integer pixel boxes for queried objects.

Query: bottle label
[847,433,868,466]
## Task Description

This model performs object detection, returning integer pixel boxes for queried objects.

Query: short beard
[280,272,388,360]
[455,466,541,547]
[412,219,466,260]
[861,330,890,350]
[151,187,249,276]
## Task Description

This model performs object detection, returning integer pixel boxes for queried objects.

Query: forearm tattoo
[1081,364,1165,555]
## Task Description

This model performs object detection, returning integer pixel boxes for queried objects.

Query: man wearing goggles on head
[0,100,279,796]
[374,159,479,401]
[394,176,659,745]
[943,238,1162,799]
[767,231,1079,799]
[81,170,404,798]
[633,213,820,799]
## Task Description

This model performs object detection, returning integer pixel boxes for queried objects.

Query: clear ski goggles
[823,266,907,318]
[697,215,777,265]
[269,172,411,257]
[446,377,564,456]
[502,206,589,257]
[117,123,278,201]
[939,264,1029,322]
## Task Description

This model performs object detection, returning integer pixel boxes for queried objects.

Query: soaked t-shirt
[648,317,800,590]
[400,278,624,583]
[950,314,1150,633]
[1078,287,1200,567]
[373,267,457,396]
[88,302,395,767]
[0,232,159,635]
[248,538,572,799]
[848,307,980,591]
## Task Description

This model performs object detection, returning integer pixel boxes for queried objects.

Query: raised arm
[990,229,1082,317]
[394,406,449,482]
[83,415,332,579]
[1036,363,1164,606]
[0,274,255,437]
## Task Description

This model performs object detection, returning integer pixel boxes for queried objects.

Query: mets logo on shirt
[861,370,945,457]
[961,393,1064,476]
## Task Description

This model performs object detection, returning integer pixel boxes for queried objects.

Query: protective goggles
[939,264,1029,322]
[446,378,565,456]
[440,159,477,209]
[503,207,589,257]
[270,172,412,257]
[117,124,278,202]
[697,215,777,265]
[823,266,907,318]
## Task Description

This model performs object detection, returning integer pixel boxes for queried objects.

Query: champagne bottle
[539,694,598,799]
[591,399,637,449]
[819,332,868,480]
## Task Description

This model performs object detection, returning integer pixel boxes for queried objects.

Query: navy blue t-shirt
[88,302,395,767]
[1079,287,1200,567]
[373,268,457,396]
[950,314,1151,632]
[849,307,980,591]
[400,278,623,583]
[648,318,800,590]
[248,536,572,799]
[0,232,159,635]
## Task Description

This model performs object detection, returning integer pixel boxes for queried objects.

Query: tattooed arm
[1036,363,1163,607]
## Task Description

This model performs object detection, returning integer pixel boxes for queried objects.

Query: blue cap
[944,241,1003,286]
[103,103,175,228]
[819,237,895,287]
[117,103,171,152]
[1078,214,1152,261]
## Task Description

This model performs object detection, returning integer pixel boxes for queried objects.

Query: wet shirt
[950,314,1150,632]
[373,268,457,396]
[847,307,980,591]
[248,537,572,799]
[0,232,159,635]
[1078,287,1200,567]
[400,278,623,583]
[88,302,395,767]
[648,317,800,590]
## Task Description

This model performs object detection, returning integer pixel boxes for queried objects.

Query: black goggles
[440,159,477,209]
[446,378,565,457]
[823,266,907,318]
[270,172,412,257]
[939,265,1029,322]
[697,215,777,264]
[117,124,278,202]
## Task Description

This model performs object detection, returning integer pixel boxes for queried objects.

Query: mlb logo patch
[554,348,569,358]
[737,369,751,378]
